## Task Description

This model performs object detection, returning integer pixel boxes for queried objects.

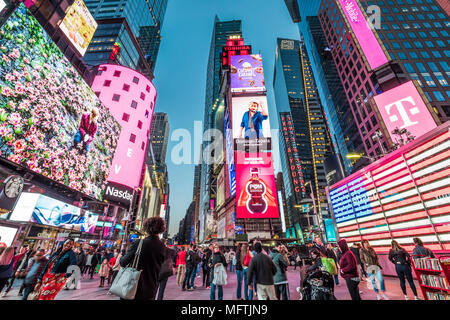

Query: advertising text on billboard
[230,54,265,93]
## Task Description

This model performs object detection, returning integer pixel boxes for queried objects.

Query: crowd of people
[0,219,437,301]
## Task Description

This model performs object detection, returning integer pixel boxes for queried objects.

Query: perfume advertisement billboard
[235,152,279,219]
[230,54,266,93]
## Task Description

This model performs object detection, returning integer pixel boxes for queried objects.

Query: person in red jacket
[175,247,186,286]
[73,107,99,152]
[338,239,361,300]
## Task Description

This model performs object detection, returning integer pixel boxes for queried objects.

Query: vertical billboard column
[229,53,279,221]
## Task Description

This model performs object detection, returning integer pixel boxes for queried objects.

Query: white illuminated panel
[389,219,431,230]
[360,225,390,235]
[407,140,450,165]
[356,213,385,223]
[380,189,418,205]
[0,0,5,11]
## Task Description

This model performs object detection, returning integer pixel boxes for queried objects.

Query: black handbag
[158,256,174,281]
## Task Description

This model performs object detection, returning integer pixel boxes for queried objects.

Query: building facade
[150,112,170,164]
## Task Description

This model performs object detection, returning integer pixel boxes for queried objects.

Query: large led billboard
[0,225,18,246]
[232,96,272,140]
[230,54,265,93]
[338,0,389,70]
[224,108,236,196]
[327,123,450,253]
[59,0,98,56]
[10,192,98,234]
[373,81,438,142]
[235,152,279,219]
[0,5,120,200]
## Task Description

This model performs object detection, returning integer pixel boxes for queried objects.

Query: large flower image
[0,4,121,200]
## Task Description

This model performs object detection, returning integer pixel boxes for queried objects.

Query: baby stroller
[299,267,336,300]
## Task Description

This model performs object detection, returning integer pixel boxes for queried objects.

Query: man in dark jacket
[247,242,277,300]
[90,249,101,279]
[182,244,196,291]
[76,248,86,271]
[157,239,176,300]
[338,239,361,300]
[204,244,213,288]
[22,249,48,300]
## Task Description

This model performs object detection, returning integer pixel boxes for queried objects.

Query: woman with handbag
[360,239,388,300]
[118,217,166,300]
[388,240,419,300]
[209,243,227,300]
[34,239,77,300]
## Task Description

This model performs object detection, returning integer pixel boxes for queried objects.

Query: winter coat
[360,247,379,267]
[38,249,77,281]
[98,262,110,277]
[120,235,165,300]
[23,257,48,286]
[338,239,358,280]
[76,251,86,267]
[388,249,411,266]
[269,249,288,284]
[176,250,186,267]
[247,252,277,286]
[412,245,435,258]
[209,252,227,282]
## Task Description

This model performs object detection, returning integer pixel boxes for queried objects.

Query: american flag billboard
[327,122,450,253]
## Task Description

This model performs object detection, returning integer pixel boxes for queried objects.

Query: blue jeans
[182,268,193,289]
[229,264,235,272]
[210,283,223,300]
[369,269,385,293]
[22,284,33,300]
[190,265,197,287]
[74,130,90,151]
[236,270,243,299]
[242,268,253,300]
[197,263,201,276]
[334,274,339,285]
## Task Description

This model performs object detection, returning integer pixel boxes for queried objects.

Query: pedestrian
[188,245,201,289]
[176,247,186,286]
[76,247,86,274]
[235,244,244,300]
[182,244,196,291]
[269,243,290,300]
[2,246,29,297]
[98,258,110,288]
[208,243,227,300]
[204,244,213,288]
[83,250,93,277]
[326,243,339,286]
[0,246,28,297]
[241,243,254,300]
[312,237,328,257]
[34,239,77,300]
[195,247,202,278]
[224,249,231,270]
[247,242,277,300]
[337,239,361,300]
[119,217,166,300]
[157,239,176,300]
[110,249,124,284]
[15,249,36,296]
[229,248,236,273]
[388,240,419,300]
[412,237,435,258]
[350,242,367,280]
[21,249,48,300]
[107,251,117,285]
[307,249,324,274]
[360,239,388,300]
[90,249,101,279]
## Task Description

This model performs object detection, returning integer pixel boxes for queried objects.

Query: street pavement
[1,266,424,300]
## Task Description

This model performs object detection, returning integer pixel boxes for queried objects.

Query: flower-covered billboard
[0,4,121,200]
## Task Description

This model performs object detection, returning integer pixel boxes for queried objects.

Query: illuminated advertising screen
[9,192,98,233]
[328,123,450,253]
[373,81,438,142]
[224,108,236,196]
[338,0,389,70]
[0,0,5,12]
[230,54,265,93]
[216,167,225,208]
[0,5,121,200]
[232,96,272,140]
[59,0,98,56]
[235,152,279,219]
[0,225,18,246]
[324,219,337,242]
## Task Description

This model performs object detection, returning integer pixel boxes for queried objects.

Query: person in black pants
[157,239,176,300]
[90,250,101,279]
[338,239,361,300]
[182,244,196,291]
[388,240,419,300]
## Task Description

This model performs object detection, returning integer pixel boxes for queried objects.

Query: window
[435,73,448,86]
[416,63,427,73]
[145,110,149,118]
[123,84,130,91]
[403,42,412,49]
[133,76,139,84]
[112,94,120,101]
[436,40,446,48]
[130,100,137,109]
[414,41,423,48]
[122,113,130,122]
[140,92,146,100]
[433,91,445,102]
[409,52,419,59]
[425,41,434,48]
[141,142,145,150]
[398,52,407,60]
[137,120,143,129]
[418,32,427,38]
[422,73,436,87]
[420,51,430,59]
[432,51,442,58]
[424,92,432,101]
[113,70,121,77]
[129,134,136,143]
[103,80,111,87]
[392,42,401,49]
[146,85,151,93]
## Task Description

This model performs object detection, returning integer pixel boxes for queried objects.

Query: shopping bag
[321,257,338,275]
[109,240,143,300]
[212,264,227,286]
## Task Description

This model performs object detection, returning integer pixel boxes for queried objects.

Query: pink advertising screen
[338,0,389,70]
[374,81,437,142]
[235,152,279,219]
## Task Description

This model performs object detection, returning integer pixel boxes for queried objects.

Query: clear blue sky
[153,0,299,237]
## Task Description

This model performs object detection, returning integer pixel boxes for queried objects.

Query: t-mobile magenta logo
[385,96,420,129]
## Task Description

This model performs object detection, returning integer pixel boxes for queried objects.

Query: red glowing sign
[235,152,279,219]
[374,81,438,142]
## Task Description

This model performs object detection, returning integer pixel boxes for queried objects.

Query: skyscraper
[198,17,242,242]
[84,0,168,79]
[274,38,333,240]
[150,112,170,164]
